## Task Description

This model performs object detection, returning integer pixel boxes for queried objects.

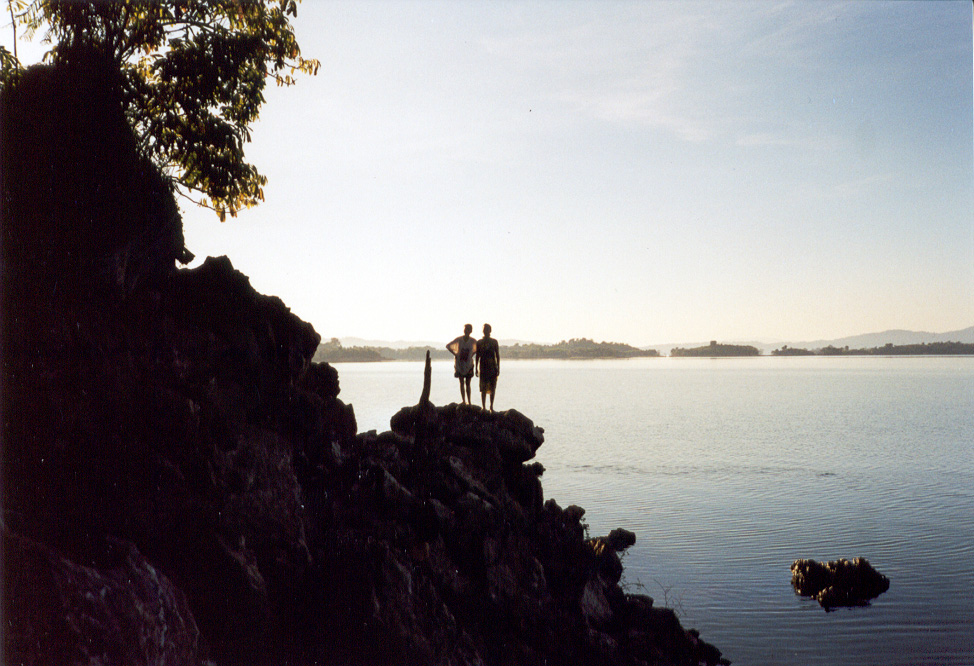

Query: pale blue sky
[7,1,973,345]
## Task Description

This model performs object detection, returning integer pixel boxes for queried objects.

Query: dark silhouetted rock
[3,529,203,665]
[791,557,890,610]
[0,51,191,299]
[2,53,728,666]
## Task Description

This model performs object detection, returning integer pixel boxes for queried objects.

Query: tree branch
[8,0,17,61]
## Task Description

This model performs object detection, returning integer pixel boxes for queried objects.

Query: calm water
[336,357,974,666]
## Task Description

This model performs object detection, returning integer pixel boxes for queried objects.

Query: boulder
[791,557,890,610]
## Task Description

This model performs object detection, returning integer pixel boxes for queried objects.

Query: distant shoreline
[320,354,974,363]
[314,339,974,363]
[313,337,661,363]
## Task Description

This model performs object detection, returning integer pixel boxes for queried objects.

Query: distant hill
[648,327,974,356]
[780,327,974,352]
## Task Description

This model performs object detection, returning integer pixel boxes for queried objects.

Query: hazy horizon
[7,2,972,345]
[332,323,974,351]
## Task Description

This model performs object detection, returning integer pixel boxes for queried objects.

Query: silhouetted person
[475,323,500,411]
[447,324,477,405]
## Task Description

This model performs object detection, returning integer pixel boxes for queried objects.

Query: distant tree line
[807,341,974,356]
[770,345,816,356]
[670,342,760,357]
[312,338,386,363]
[382,347,453,361]
[312,339,449,363]
[503,338,660,360]
[313,338,660,363]
[314,338,974,363]
[672,340,974,357]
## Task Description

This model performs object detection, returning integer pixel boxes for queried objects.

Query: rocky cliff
[1,57,726,665]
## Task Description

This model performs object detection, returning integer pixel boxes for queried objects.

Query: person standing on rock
[475,323,500,411]
[447,324,477,405]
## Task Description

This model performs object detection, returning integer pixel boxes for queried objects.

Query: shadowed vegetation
[3,0,318,221]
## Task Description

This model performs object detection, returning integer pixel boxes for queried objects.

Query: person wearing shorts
[475,323,500,411]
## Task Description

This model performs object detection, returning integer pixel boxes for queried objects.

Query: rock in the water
[791,557,890,610]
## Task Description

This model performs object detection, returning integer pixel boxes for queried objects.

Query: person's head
[464,323,473,335]
[483,323,492,336]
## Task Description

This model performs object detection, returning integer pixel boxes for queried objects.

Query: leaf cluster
[9,0,318,220]
[0,45,18,84]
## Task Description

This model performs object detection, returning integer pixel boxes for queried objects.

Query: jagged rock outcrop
[2,55,727,665]
[791,557,890,610]
[306,402,727,665]
[4,530,202,665]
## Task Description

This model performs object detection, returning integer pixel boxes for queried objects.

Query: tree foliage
[670,343,760,357]
[504,338,660,359]
[818,342,974,356]
[6,0,318,220]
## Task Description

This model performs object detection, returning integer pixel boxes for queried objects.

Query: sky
[5,1,973,346]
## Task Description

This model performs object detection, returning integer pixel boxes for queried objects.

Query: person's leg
[458,377,466,403]
[464,376,472,403]
[489,384,495,411]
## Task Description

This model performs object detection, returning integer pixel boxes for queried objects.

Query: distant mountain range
[648,326,974,356]
[336,327,974,356]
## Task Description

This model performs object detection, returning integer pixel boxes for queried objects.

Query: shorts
[479,373,497,395]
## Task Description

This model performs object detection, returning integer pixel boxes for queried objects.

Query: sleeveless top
[450,335,476,376]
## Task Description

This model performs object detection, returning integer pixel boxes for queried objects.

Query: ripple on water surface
[337,357,974,666]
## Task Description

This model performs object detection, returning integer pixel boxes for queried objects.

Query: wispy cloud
[477,2,861,146]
